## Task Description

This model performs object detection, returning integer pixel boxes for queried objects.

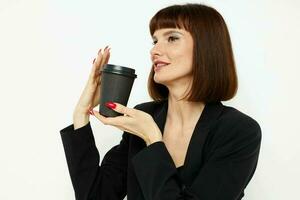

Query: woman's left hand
[91,102,163,146]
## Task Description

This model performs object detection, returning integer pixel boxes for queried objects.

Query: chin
[153,76,162,84]
[153,75,171,85]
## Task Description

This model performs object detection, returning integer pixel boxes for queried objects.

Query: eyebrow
[152,30,183,40]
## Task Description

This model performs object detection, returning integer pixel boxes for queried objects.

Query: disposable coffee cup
[99,64,137,117]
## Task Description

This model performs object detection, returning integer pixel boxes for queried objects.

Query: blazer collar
[153,99,224,185]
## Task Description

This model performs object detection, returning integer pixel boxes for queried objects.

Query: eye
[168,36,179,42]
[152,40,157,45]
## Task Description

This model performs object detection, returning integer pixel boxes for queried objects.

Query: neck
[163,75,204,128]
[167,96,205,128]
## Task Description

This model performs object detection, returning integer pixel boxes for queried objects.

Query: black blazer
[60,99,262,200]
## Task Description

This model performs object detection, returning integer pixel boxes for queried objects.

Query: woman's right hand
[73,46,111,129]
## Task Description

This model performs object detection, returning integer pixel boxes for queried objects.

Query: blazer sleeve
[60,122,129,200]
[131,118,262,200]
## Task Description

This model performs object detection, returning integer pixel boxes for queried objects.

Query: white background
[0,0,299,199]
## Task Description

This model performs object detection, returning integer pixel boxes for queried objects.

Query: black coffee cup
[99,64,137,117]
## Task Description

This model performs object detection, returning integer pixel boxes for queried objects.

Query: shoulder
[213,104,262,145]
[220,104,260,129]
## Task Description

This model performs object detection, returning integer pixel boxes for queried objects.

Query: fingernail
[92,58,96,64]
[105,101,116,109]
[98,48,102,55]
[104,45,109,51]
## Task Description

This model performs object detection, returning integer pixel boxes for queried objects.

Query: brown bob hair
[147,3,238,103]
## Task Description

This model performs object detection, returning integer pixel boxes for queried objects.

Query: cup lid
[101,64,137,78]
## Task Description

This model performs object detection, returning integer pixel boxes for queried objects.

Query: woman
[60,3,262,200]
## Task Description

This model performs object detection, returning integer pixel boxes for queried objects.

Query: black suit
[60,99,262,200]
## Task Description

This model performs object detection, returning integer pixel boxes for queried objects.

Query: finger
[98,46,110,69]
[95,46,105,63]
[90,46,110,81]
[87,61,102,86]
[92,110,145,139]
[109,102,136,117]
[90,46,106,78]
[103,48,110,65]
[92,110,108,124]
[92,110,125,126]
[90,50,103,79]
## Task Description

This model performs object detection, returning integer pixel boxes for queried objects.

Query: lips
[156,63,169,67]
[154,63,169,71]
[154,60,170,71]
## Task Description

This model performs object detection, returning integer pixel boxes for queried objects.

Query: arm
[60,122,129,200]
[131,118,262,200]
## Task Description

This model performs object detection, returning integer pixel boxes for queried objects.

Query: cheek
[168,43,193,68]
[183,46,193,68]
[170,46,193,60]
[176,50,193,69]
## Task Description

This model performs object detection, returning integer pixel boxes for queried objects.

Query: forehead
[152,28,187,39]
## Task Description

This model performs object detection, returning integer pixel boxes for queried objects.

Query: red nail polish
[105,101,116,109]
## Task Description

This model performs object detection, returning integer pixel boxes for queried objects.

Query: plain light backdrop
[0,0,299,199]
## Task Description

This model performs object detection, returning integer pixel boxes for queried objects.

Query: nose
[150,42,163,61]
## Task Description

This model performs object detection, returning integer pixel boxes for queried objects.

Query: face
[150,28,194,85]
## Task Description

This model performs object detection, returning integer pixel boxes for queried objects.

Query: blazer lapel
[153,100,224,185]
